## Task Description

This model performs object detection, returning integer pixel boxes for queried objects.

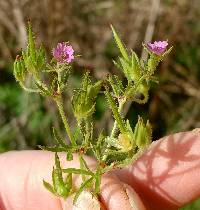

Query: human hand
[1,130,200,210]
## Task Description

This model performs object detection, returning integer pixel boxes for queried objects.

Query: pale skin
[1,130,200,210]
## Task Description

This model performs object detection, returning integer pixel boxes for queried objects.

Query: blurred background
[0,0,200,209]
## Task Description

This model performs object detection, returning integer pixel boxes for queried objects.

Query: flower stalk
[55,97,74,145]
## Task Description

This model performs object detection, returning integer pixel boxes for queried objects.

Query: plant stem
[105,90,126,134]
[56,97,74,145]
[110,98,126,138]
[85,119,90,146]
[19,82,39,93]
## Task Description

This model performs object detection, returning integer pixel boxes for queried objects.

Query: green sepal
[72,72,101,120]
[35,82,52,96]
[144,45,173,75]
[88,80,102,99]
[133,116,152,148]
[13,57,27,82]
[130,50,141,81]
[108,75,125,97]
[21,23,46,76]
[58,66,71,92]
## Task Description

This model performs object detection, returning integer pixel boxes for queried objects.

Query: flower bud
[13,56,26,82]
[22,23,46,75]
[133,116,152,148]
[72,73,101,121]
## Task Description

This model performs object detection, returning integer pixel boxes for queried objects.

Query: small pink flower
[53,42,74,63]
[147,41,168,55]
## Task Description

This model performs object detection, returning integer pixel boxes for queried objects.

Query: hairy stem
[19,81,39,93]
[110,98,126,138]
[56,97,74,144]
[105,89,126,134]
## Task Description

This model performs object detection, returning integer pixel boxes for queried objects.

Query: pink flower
[147,41,168,55]
[53,42,74,63]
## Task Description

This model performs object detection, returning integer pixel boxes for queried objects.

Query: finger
[115,130,200,210]
[0,150,145,210]
[0,150,69,210]
[99,173,146,210]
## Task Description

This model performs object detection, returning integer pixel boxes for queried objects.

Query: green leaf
[51,153,71,198]
[43,180,55,194]
[73,177,94,204]
[55,153,64,183]
[79,155,91,172]
[62,168,94,176]
[88,81,102,99]
[111,25,129,61]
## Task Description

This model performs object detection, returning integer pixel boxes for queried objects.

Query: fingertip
[100,173,145,210]
[122,183,146,210]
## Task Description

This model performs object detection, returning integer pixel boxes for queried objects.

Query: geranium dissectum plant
[13,23,172,203]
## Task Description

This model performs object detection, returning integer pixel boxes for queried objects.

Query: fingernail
[123,183,146,210]
[73,191,104,210]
